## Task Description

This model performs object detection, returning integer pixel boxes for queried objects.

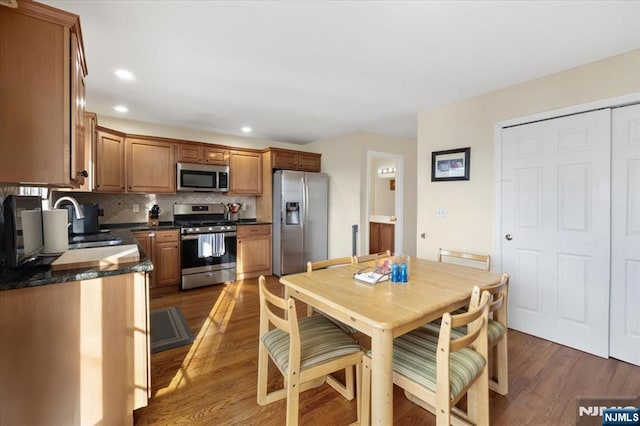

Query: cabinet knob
[149,233,155,238]
[78,170,88,178]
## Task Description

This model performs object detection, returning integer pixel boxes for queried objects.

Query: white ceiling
[43,1,640,144]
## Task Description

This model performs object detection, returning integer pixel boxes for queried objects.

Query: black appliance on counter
[2,195,44,268]
[173,203,236,290]
[65,203,101,234]
[64,203,122,249]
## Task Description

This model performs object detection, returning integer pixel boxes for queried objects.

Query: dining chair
[257,276,363,426]
[422,273,510,395]
[306,257,359,400]
[438,248,491,271]
[361,286,491,425]
[352,250,392,264]
[306,256,354,317]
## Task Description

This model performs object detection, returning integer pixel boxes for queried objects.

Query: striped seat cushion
[262,315,361,375]
[422,318,506,344]
[389,328,486,399]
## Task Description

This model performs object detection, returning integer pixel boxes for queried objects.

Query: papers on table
[354,270,389,285]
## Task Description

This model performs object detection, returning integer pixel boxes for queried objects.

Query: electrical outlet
[133,204,139,213]
[242,203,247,211]
[436,208,447,218]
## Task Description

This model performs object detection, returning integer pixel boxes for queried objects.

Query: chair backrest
[352,250,391,264]
[307,256,353,272]
[484,273,509,325]
[438,248,491,271]
[437,286,490,402]
[258,276,299,348]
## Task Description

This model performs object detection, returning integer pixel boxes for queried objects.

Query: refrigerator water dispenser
[285,202,300,225]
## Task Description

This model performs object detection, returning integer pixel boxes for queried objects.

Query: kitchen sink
[68,233,122,250]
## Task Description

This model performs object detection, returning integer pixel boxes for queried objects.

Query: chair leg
[466,364,489,426]
[286,371,301,426]
[257,342,269,405]
[490,335,509,395]
[356,359,362,424]
[361,356,371,426]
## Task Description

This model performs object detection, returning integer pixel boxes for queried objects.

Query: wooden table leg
[370,328,393,425]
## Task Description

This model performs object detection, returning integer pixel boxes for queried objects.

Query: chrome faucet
[53,196,85,219]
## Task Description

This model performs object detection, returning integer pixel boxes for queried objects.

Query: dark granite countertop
[236,220,272,226]
[0,243,153,292]
[0,220,271,292]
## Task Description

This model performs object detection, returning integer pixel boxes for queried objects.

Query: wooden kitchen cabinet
[95,126,126,192]
[0,272,149,425]
[256,148,323,222]
[79,112,96,191]
[177,142,228,165]
[271,148,321,172]
[237,224,272,280]
[0,1,88,187]
[369,222,395,254]
[229,150,262,195]
[126,138,176,193]
[134,229,180,289]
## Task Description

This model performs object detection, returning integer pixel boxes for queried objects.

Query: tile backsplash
[53,192,257,224]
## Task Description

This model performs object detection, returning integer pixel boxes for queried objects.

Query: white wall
[416,49,640,262]
[308,131,417,258]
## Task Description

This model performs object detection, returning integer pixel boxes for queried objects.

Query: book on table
[353,268,389,284]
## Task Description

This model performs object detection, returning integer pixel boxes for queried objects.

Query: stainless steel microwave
[176,162,229,192]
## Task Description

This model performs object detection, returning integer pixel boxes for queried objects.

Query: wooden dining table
[279,257,503,425]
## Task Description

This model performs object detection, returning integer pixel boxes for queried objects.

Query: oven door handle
[182,232,236,241]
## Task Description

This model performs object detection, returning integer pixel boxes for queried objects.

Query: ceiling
[42,1,640,144]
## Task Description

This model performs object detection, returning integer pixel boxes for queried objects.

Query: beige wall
[416,49,640,262]
[308,131,417,258]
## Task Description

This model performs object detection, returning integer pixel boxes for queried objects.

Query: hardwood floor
[134,276,640,425]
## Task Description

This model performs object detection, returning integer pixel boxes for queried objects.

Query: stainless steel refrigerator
[273,170,328,276]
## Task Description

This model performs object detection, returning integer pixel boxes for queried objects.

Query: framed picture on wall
[431,147,470,181]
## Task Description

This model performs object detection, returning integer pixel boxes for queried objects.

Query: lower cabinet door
[155,241,180,287]
[237,234,272,279]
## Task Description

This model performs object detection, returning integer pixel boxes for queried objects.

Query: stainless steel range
[173,203,237,290]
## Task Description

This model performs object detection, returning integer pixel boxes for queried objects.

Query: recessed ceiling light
[114,69,135,81]
[113,105,129,113]
[241,126,252,133]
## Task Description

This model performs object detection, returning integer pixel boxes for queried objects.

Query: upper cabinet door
[126,138,176,193]
[177,144,202,163]
[95,129,125,192]
[70,32,88,186]
[203,147,228,165]
[271,150,298,170]
[0,4,87,187]
[229,150,262,195]
[296,152,321,172]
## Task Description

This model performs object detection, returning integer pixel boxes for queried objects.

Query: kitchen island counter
[0,247,152,291]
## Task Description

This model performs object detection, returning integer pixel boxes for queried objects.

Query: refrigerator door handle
[303,174,309,226]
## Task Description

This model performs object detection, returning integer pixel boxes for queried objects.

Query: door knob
[505,234,513,241]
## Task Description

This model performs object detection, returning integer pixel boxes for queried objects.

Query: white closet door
[610,104,640,366]
[502,109,611,357]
